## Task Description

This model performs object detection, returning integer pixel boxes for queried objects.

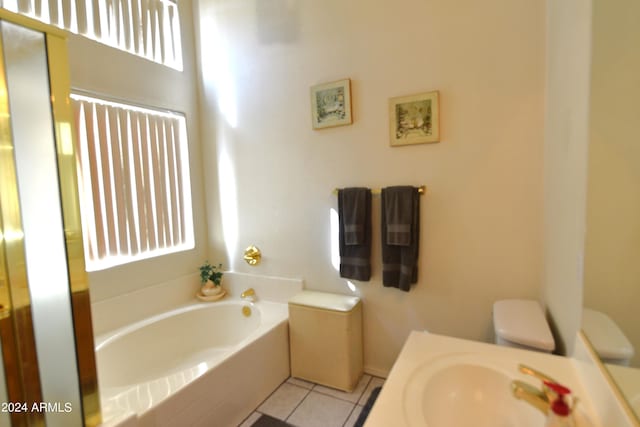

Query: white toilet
[493,299,555,353]
[581,307,635,366]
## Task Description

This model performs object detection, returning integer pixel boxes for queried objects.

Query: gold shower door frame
[0,9,100,427]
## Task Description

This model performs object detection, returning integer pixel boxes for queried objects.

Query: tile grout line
[256,376,383,426]
[285,388,360,427]
[259,378,290,406]
[289,376,374,427]
[254,379,310,423]
[283,386,313,424]
[341,379,378,427]
[355,375,373,405]
[239,411,261,427]
[311,375,374,405]
[310,387,362,404]
[341,403,359,427]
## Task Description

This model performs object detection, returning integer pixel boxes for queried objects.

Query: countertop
[364,331,601,427]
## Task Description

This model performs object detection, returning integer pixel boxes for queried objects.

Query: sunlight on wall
[199,16,238,128]
[346,281,357,293]
[330,208,339,271]
[218,146,239,266]
[331,208,359,293]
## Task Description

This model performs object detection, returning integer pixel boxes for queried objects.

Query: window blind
[71,94,193,270]
[2,0,183,70]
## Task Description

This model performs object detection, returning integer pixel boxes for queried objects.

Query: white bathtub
[96,299,290,427]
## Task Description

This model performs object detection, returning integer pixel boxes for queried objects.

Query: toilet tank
[493,299,555,353]
[582,308,634,366]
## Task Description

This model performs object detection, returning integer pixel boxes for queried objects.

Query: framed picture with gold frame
[389,90,440,146]
[310,78,352,130]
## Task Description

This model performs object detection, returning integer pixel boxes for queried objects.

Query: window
[2,0,183,70]
[72,94,194,271]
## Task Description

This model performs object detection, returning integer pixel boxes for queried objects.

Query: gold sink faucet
[511,364,558,415]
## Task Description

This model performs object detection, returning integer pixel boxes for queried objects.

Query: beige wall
[542,0,592,356]
[67,0,209,302]
[584,0,640,367]
[195,0,546,374]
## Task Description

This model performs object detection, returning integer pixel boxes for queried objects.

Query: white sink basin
[366,332,602,427]
[403,353,543,427]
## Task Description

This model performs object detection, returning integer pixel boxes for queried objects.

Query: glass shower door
[0,11,100,427]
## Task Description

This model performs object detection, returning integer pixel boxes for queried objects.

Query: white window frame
[2,0,183,70]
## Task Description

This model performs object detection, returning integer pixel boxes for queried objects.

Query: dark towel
[338,188,372,281]
[381,186,420,291]
[341,188,368,245]
[384,187,414,246]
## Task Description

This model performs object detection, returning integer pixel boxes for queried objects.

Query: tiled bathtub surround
[240,375,385,427]
[91,271,304,335]
[91,273,201,335]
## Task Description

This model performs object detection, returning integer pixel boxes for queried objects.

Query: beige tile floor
[238,375,385,427]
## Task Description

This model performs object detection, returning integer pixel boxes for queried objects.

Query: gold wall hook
[243,245,261,266]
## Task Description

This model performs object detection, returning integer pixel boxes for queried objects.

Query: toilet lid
[582,308,635,360]
[493,299,555,351]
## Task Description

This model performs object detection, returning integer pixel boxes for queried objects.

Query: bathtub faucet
[241,288,256,302]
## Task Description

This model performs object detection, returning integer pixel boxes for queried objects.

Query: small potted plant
[199,261,224,296]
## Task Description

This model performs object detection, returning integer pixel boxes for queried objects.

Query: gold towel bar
[333,185,426,196]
